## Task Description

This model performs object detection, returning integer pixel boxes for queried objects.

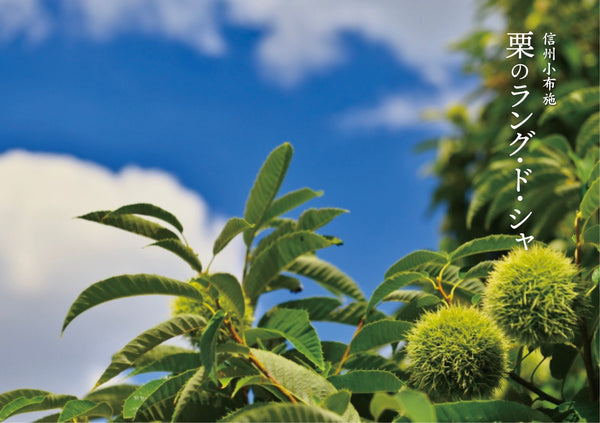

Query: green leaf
[244,143,294,244]
[328,370,403,393]
[171,367,206,421]
[434,399,550,422]
[0,390,50,411]
[540,86,600,125]
[148,239,202,273]
[244,231,339,299]
[62,274,203,333]
[249,349,335,405]
[549,344,578,379]
[132,352,201,376]
[321,390,351,416]
[262,309,324,370]
[576,112,600,154]
[266,274,303,293]
[0,394,76,422]
[259,297,342,325]
[367,271,429,313]
[204,273,245,319]
[201,310,226,382]
[213,217,252,255]
[371,389,436,422]
[449,234,517,261]
[288,255,365,301]
[263,188,323,226]
[95,314,206,388]
[58,400,113,422]
[108,203,184,233]
[460,261,496,280]
[78,210,179,241]
[385,250,447,278]
[123,370,195,420]
[83,385,138,415]
[220,403,347,423]
[131,345,195,369]
[580,177,599,221]
[296,208,348,231]
[349,320,413,354]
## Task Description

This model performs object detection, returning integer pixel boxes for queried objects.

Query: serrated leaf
[131,352,201,376]
[78,210,179,241]
[171,367,206,422]
[244,143,294,244]
[262,309,324,370]
[266,274,303,293]
[0,394,76,422]
[123,370,195,420]
[83,385,138,416]
[201,311,226,382]
[385,251,447,278]
[296,208,348,231]
[219,403,347,423]
[461,261,496,280]
[0,389,50,411]
[204,273,245,319]
[321,390,351,416]
[580,177,599,221]
[540,86,600,125]
[148,239,202,272]
[62,274,203,333]
[249,349,334,404]
[132,345,194,369]
[213,218,252,255]
[58,400,113,422]
[263,188,323,227]
[434,399,550,422]
[108,203,184,233]
[449,234,517,261]
[244,231,338,299]
[328,370,403,393]
[349,320,413,354]
[288,255,364,300]
[259,297,342,326]
[248,350,361,422]
[367,272,429,313]
[576,112,600,154]
[95,314,206,388]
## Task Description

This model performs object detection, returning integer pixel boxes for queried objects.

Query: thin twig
[333,316,365,375]
[225,318,298,404]
[508,371,561,405]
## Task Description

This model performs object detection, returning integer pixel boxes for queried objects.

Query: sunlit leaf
[349,320,413,354]
[213,217,252,255]
[62,274,203,333]
[244,143,294,244]
[288,255,364,300]
[148,239,202,273]
[58,400,113,422]
[385,251,447,278]
[244,231,339,299]
[262,308,324,370]
[108,202,184,233]
[95,314,206,388]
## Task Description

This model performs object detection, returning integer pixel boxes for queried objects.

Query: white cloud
[64,0,225,55]
[0,150,243,397]
[0,0,502,87]
[226,0,485,86]
[0,0,50,42]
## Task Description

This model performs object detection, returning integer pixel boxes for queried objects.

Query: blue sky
[0,0,498,400]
